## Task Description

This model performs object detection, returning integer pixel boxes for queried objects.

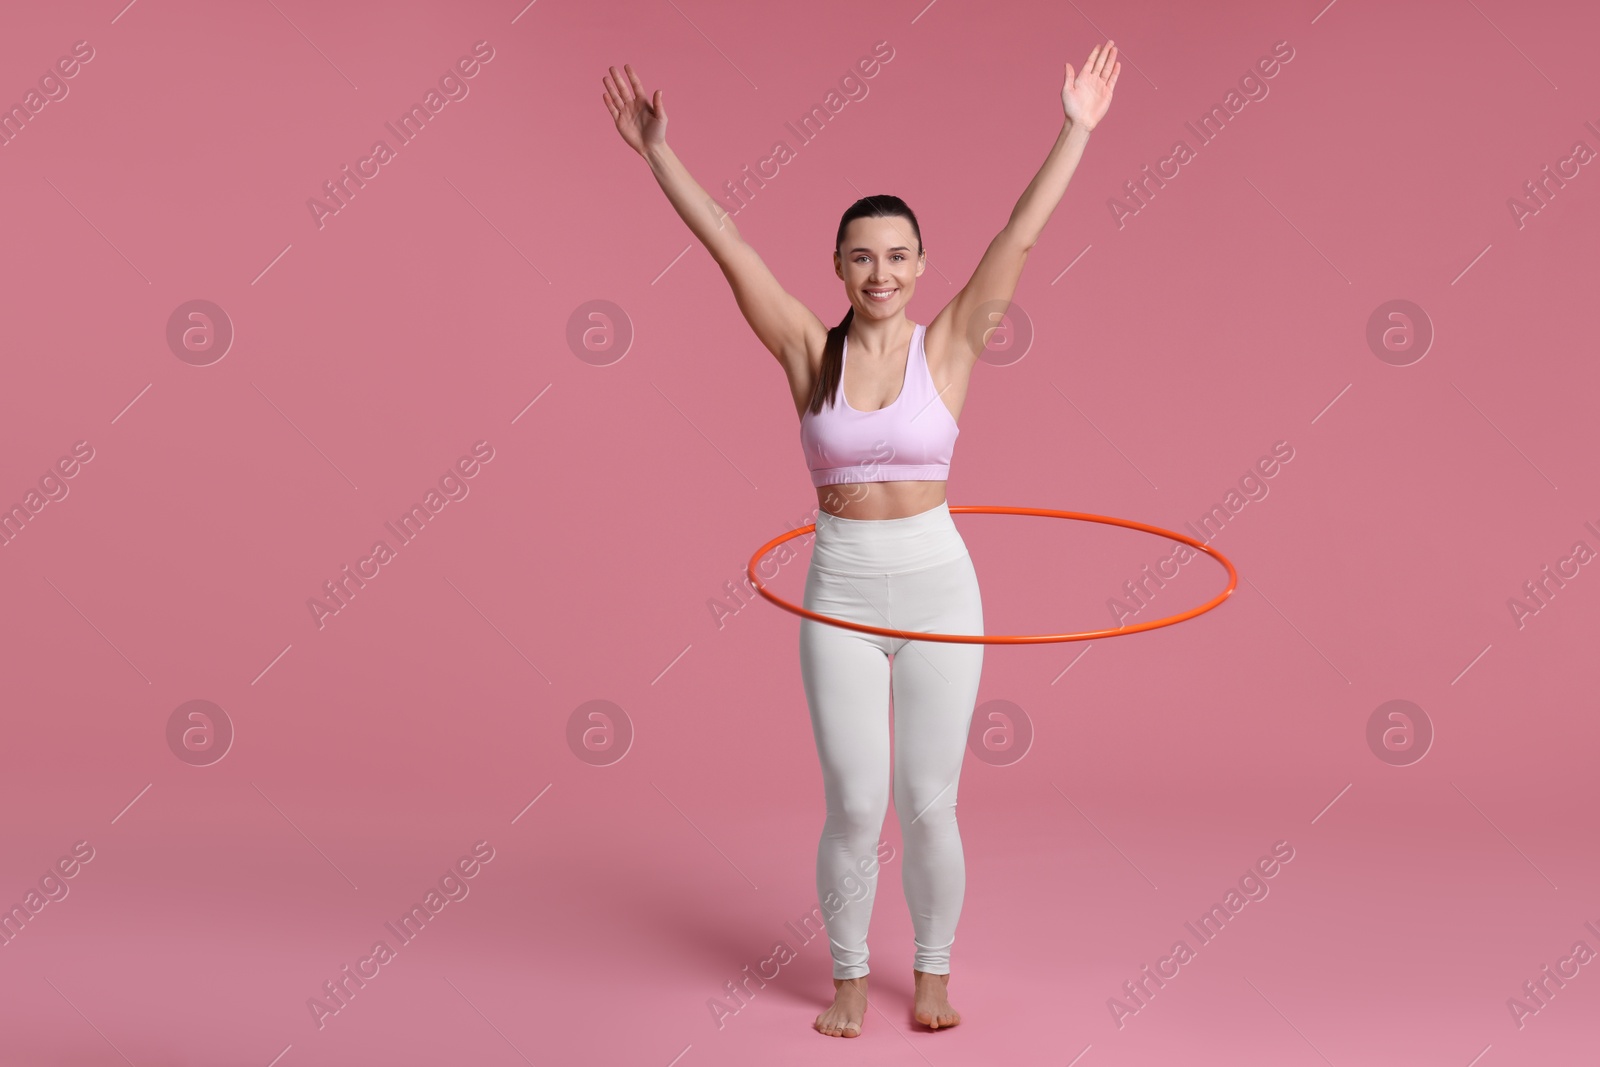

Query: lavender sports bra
[800,321,960,488]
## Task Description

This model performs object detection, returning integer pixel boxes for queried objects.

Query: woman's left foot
[912,969,960,1029]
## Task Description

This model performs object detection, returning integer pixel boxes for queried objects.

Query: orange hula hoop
[747,505,1238,645]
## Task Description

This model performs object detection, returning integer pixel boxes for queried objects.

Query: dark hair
[806,195,924,417]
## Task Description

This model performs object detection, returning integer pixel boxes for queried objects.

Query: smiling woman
[605,42,1120,1040]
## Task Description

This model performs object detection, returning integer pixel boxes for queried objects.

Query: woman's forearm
[1005,120,1093,248]
[643,141,743,261]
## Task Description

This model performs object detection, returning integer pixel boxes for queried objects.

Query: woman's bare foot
[814,975,868,1037]
[913,969,960,1029]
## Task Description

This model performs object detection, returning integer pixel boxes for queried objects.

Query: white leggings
[798,499,985,979]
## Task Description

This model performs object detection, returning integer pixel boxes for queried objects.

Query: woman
[604,43,1118,1037]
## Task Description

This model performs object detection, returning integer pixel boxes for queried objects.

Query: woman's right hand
[602,63,667,156]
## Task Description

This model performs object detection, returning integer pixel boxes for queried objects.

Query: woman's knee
[894,775,961,831]
[827,786,890,837]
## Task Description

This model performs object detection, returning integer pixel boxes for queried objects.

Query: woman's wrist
[640,139,672,171]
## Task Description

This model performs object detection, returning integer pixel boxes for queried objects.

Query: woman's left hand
[1062,41,1120,131]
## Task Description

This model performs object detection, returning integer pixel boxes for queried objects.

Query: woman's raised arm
[932,42,1121,364]
[603,62,820,367]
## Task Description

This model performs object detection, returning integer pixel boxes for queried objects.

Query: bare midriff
[814,479,947,520]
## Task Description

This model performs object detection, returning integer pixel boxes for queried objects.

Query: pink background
[2,0,1597,1064]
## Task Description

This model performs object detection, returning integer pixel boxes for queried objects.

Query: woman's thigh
[799,565,895,794]
[887,554,985,792]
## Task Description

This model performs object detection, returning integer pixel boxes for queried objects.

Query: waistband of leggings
[811,500,968,574]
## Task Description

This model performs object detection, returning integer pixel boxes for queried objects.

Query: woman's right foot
[814,975,868,1037]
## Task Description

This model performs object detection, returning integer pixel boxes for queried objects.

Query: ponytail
[807,305,854,416]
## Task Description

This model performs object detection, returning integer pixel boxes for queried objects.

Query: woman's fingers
[607,65,630,103]
[602,63,660,119]
[604,65,630,107]
[1084,41,1114,79]
[625,63,649,103]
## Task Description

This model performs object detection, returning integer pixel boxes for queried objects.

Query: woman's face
[835,215,924,318]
